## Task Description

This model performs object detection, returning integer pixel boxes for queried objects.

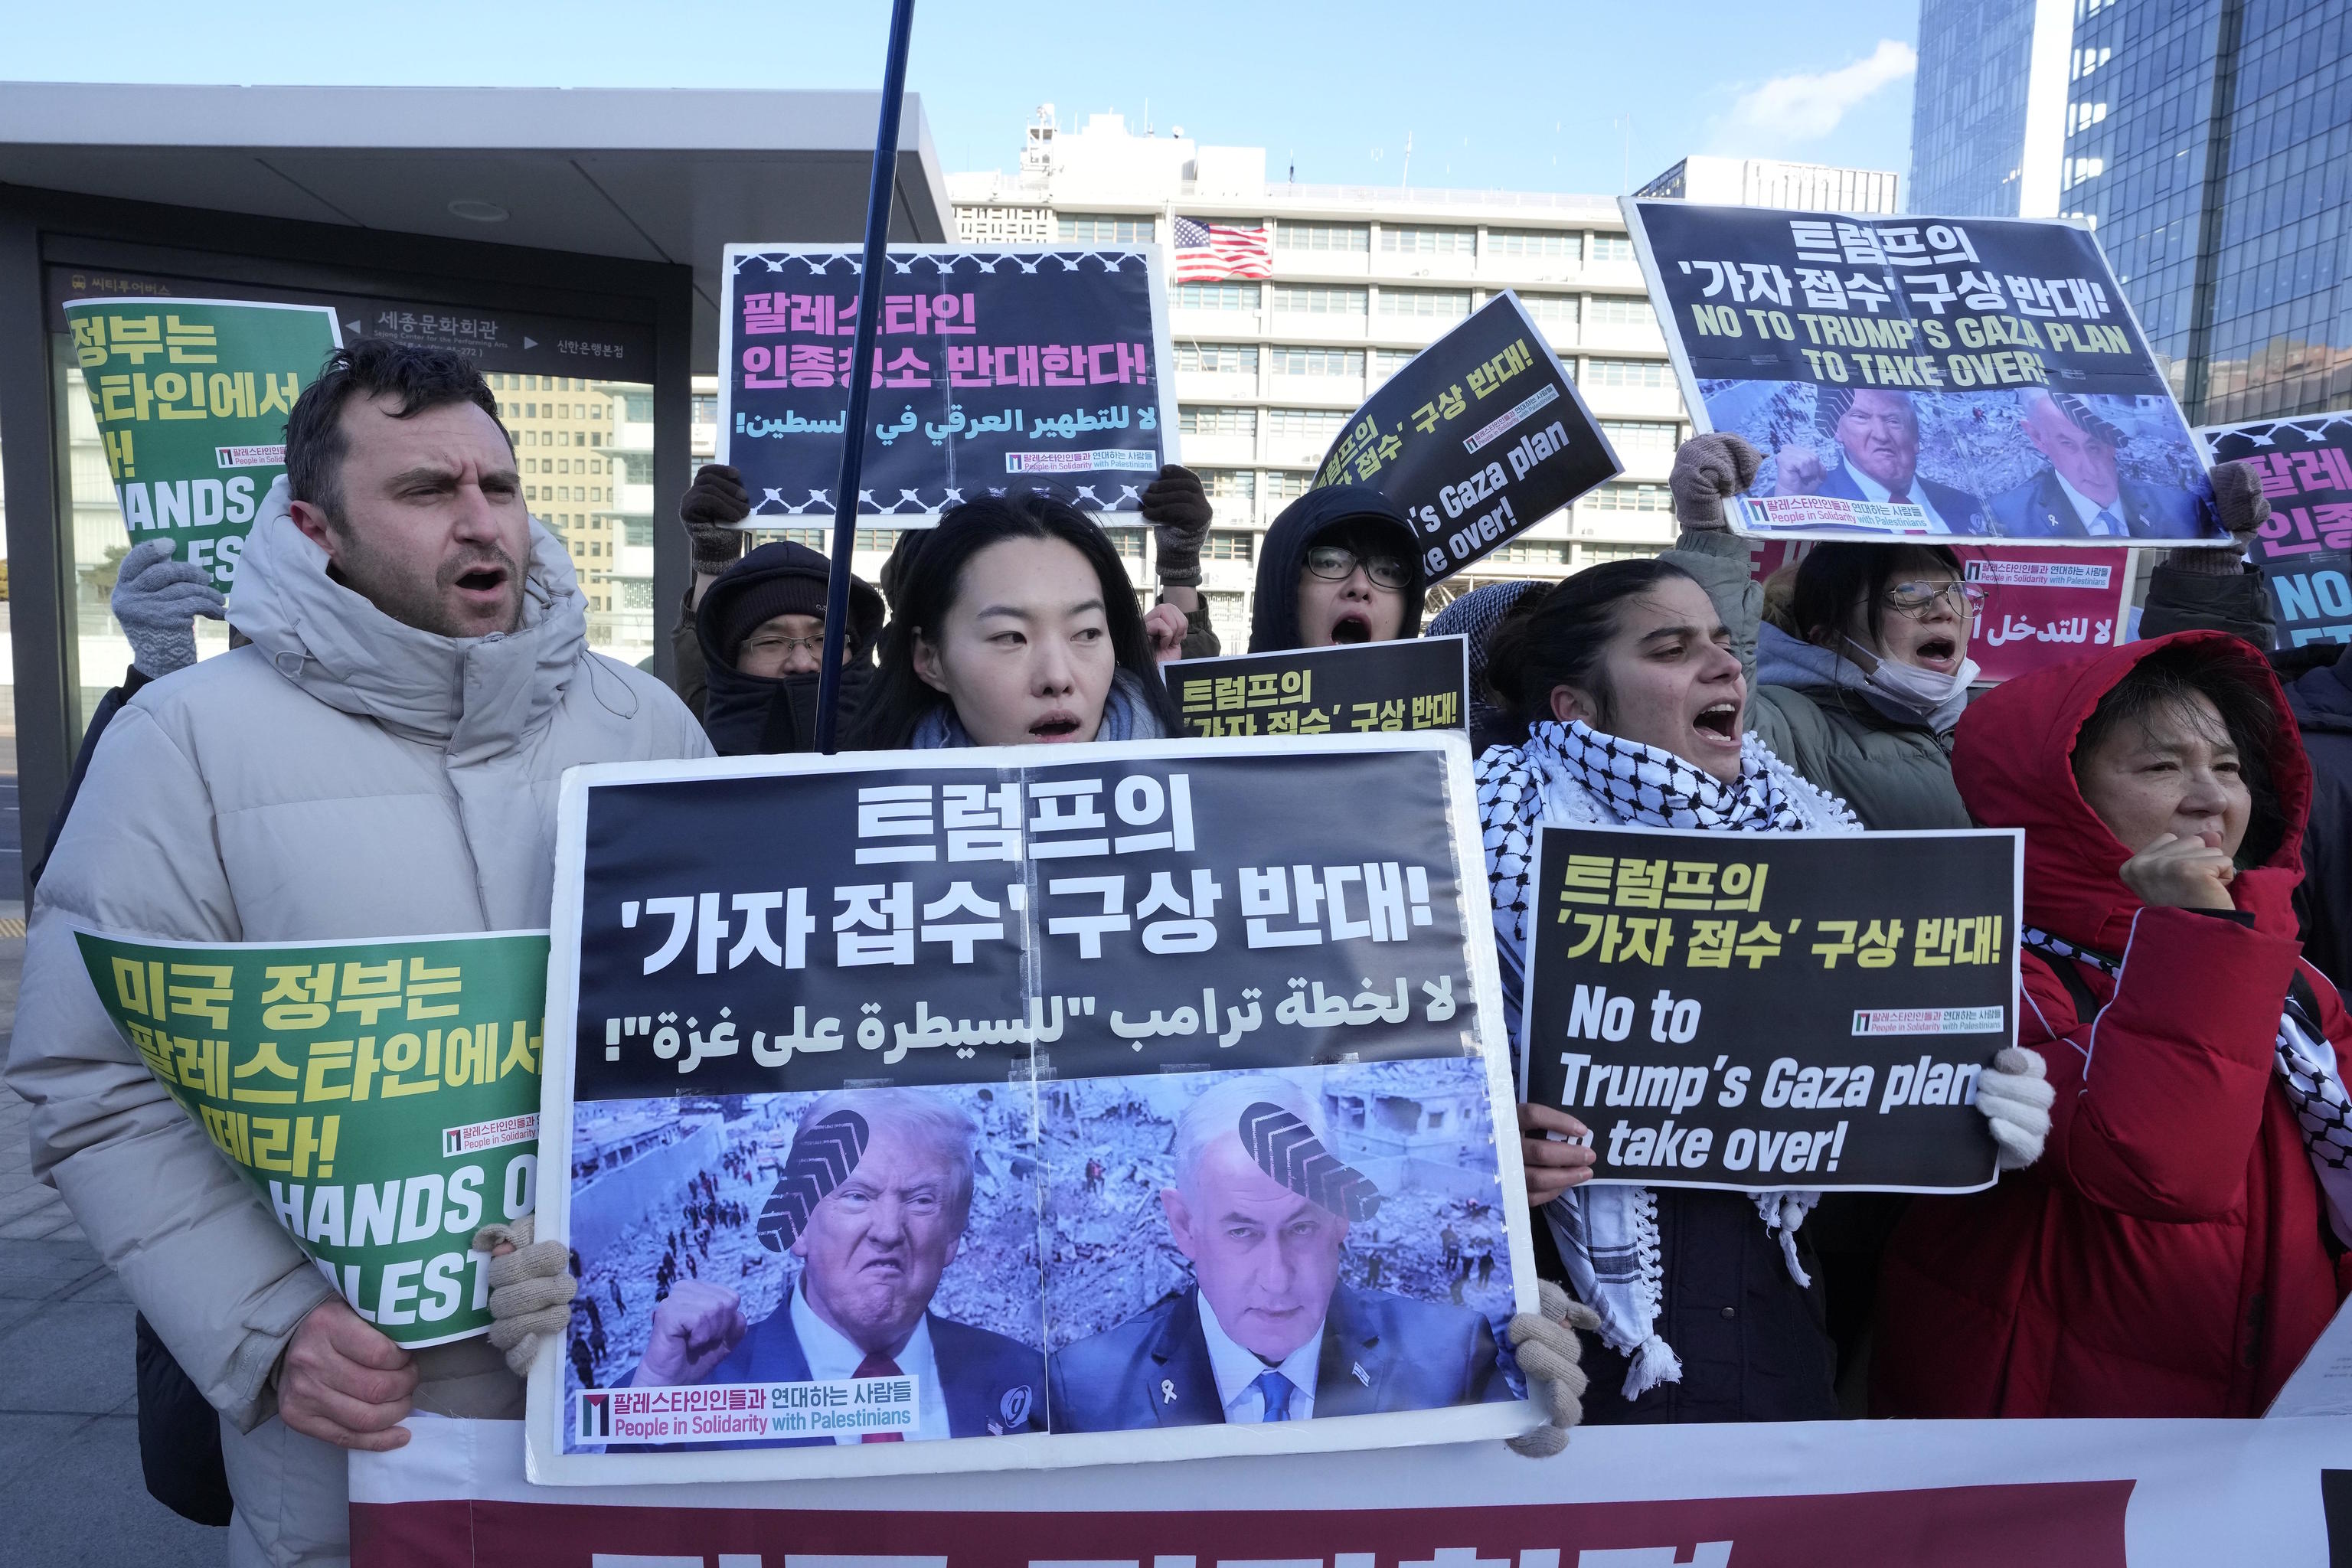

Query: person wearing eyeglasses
[694,535,886,756]
[1247,486,1426,652]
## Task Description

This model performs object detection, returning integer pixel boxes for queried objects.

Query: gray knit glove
[1669,434,1763,531]
[1142,464,1213,587]
[2170,461,2270,576]
[111,537,224,678]
[1977,1046,2053,1171]
[474,1212,576,1377]
[1504,1279,1597,1457]
[681,462,750,577]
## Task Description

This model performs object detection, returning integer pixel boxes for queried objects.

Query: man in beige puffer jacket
[5,340,711,1566]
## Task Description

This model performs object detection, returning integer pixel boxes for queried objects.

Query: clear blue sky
[0,0,1920,196]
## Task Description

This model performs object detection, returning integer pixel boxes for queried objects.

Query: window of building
[616,451,655,482]
[1583,359,1672,388]
[691,394,716,425]
[1266,469,1315,501]
[1587,296,1657,327]
[1276,220,1370,252]
[1272,285,1367,315]
[1484,538,1571,565]
[1584,482,1671,511]
[1197,468,1257,500]
[1104,527,1147,560]
[1370,348,1420,384]
[1599,422,1679,459]
[1576,541,1661,567]
[1204,531,1255,560]
[1269,346,1364,377]
[1380,226,1477,254]
[619,390,654,421]
[1180,406,1258,437]
[1589,236,1635,262]
[1177,281,1263,312]
[1057,214,1155,245]
[1377,288,1473,319]
[1517,293,1579,325]
[1266,407,1348,439]
[1175,343,1260,375]
[1489,229,1582,260]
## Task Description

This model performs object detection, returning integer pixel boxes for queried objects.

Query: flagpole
[814,0,917,755]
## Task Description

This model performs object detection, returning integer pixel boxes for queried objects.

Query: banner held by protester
[1624,201,2223,545]
[718,243,1179,527]
[2199,410,2352,648]
[64,297,343,591]
[1520,825,2020,1193]
[1312,293,1619,582]
[1746,539,2129,684]
[1165,635,1469,739]
[530,733,1534,1481]
[71,928,549,1348]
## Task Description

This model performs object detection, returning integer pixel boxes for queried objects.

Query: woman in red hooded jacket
[1873,630,2352,1417]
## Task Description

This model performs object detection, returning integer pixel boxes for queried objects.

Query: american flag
[1172,216,1272,282]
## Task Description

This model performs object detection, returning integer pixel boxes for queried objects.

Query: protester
[695,538,886,755]
[1248,485,1426,652]
[1873,632,2350,1418]
[2285,641,2352,995]
[668,462,753,717]
[1428,580,1540,755]
[1139,463,1223,660]
[848,491,1182,749]
[1472,560,2050,1423]
[2137,461,2275,645]
[5,340,710,1566]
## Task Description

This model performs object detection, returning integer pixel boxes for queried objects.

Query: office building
[1637,155,1899,214]
[1911,0,2351,421]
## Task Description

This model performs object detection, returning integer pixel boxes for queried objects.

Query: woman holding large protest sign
[1472,560,2050,1423]
[850,491,1183,749]
[1874,632,2352,1419]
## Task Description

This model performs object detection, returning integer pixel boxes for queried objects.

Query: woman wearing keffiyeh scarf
[1476,558,2050,1424]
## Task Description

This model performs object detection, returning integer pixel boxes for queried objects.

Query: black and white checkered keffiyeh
[1478,720,1854,1399]
[2024,926,2352,1241]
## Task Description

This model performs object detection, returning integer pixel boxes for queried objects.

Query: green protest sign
[74,928,549,1348]
[64,297,343,591]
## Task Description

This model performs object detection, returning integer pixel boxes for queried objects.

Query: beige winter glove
[1977,1045,2053,1171]
[2169,460,2270,575]
[1669,433,1763,531]
[474,1212,577,1377]
[1504,1279,1598,1457]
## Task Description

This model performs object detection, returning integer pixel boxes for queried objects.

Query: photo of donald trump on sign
[1047,1067,1516,1431]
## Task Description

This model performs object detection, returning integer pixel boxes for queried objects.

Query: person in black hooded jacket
[1248,485,1426,652]
[696,539,885,755]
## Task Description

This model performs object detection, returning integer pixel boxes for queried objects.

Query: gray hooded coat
[5,479,709,1564]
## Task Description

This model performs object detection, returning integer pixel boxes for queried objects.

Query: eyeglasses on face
[1881,580,1988,617]
[745,632,825,655]
[1304,544,1411,590]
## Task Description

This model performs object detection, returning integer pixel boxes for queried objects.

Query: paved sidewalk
[0,926,225,1565]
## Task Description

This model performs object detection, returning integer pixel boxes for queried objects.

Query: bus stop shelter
[0,81,949,878]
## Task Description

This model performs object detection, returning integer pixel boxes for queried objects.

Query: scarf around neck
[909,667,1167,750]
[1476,719,1854,1400]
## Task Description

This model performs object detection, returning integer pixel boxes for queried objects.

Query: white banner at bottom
[354,1413,2352,1566]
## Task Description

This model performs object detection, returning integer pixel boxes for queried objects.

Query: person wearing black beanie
[695,540,885,755]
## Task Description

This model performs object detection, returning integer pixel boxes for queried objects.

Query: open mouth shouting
[1329,612,1372,645]
[1690,697,1743,753]
[1911,635,1962,676]
[1028,708,1086,742]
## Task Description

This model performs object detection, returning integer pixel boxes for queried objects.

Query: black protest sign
[560,739,1494,1099]
[1521,825,2020,1193]
[1312,295,1619,582]
[1164,636,1469,740]
[719,245,1177,524]
[2200,411,2352,648]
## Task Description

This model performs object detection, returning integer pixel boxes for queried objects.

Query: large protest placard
[1747,539,2128,684]
[71,929,547,1348]
[718,244,1178,524]
[1165,636,1469,740]
[360,1410,2352,1568]
[1314,294,1619,582]
[1624,200,2223,545]
[2199,410,2352,647]
[1518,825,2020,1192]
[531,734,1533,1482]
[64,296,343,590]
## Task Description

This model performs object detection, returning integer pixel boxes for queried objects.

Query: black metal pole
[814,0,916,754]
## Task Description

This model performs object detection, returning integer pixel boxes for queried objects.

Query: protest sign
[1624,200,2222,545]
[71,928,548,1348]
[359,1410,2352,1568]
[1746,539,2128,684]
[1519,825,2020,1193]
[1165,635,1469,739]
[63,296,343,590]
[531,734,1533,1481]
[2198,410,2352,647]
[1314,294,1618,582]
[718,244,1178,524]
